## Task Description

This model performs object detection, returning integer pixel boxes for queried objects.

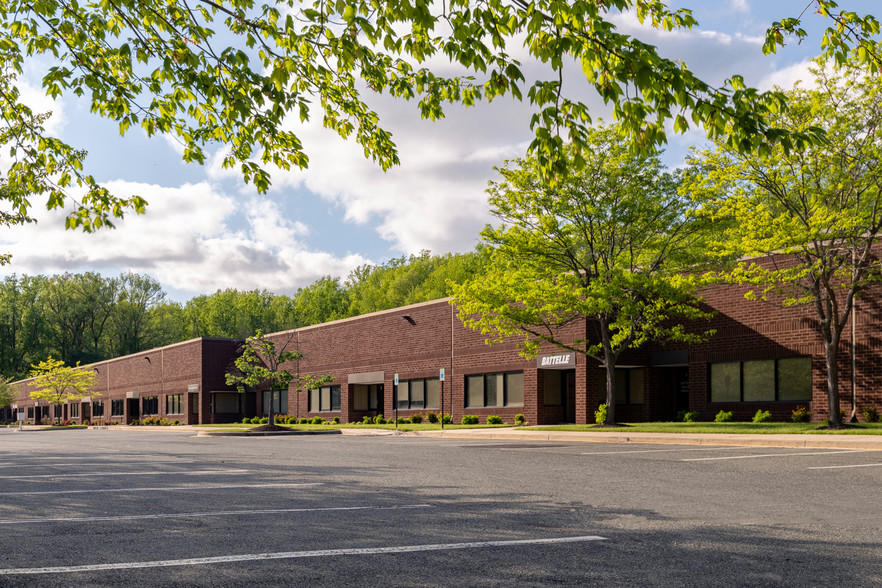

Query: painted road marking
[682,450,875,462]
[0,504,432,525]
[0,535,608,575]
[581,447,743,456]
[0,469,249,479]
[4,483,323,496]
[808,463,882,470]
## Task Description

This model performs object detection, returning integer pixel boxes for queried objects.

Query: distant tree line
[0,250,486,380]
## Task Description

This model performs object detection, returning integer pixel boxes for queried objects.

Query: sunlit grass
[523,422,882,435]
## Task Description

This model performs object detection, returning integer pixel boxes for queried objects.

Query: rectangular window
[309,386,341,412]
[70,403,80,418]
[166,394,184,415]
[395,378,440,410]
[465,372,524,408]
[54,405,63,418]
[111,399,124,416]
[92,401,104,417]
[613,369,645,405]
[261,390,288,415]
[142,396,159,416]
[710,358,812,402]
[353,384,383,411]
[211,393,240,414]
[27,407,33,419]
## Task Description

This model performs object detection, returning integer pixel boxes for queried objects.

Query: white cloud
[758,59,813,91]
[0,180,368,296]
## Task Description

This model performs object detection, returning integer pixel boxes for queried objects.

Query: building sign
[536,352,576,370]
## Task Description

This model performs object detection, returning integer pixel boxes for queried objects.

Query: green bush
[862,406,880,423]
[514,413,527,426]
[678,411,699,423]
[130,419,140,426]
[298,418,309,424]
[332,416,340,424]
[310,416,325,425]
[752,409,772,423]
[362,416,373,425]
[396,417,411,424]
[247,416,258,424]
[426,411,439,424]
[441,413,452,424]
[259,417,269,424]
[792,405,811,423]
[375,414,386,424]
[242,417,251,424]
[486,415,503,425]
[409,413,423,423]
[594,403,608,424]
[173,419,180,425]
[461,415,479,425]
[714,410,734,423]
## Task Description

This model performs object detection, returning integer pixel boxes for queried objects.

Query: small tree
[0,376,15,420]
[453,127,714,425]
[226,331,332,428]
[28,358,99,424]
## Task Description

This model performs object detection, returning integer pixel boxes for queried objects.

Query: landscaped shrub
[426,411,439,424]
[362,416,373,425]
[862,406,880,423]
[375,414,386,424]
[332,416,340,424]
[441,413,451,424]
[409,413,423,423]
[173,419,180,425]
[792,405,811,423]
[752,409,772,423]
[242,417,251,424]
[82,419,90,426]
[311,416,325,425]
[41,417,53,425]
[486,415,503,425]
[461,415,479,425]
[714,410,734,423]
[514,413,527,426]
[396,417,411,424]
[130,419,141,426]
[677,410,700,423]
[594,403,608,424]
[298,418,309,424]
[259,417,269,424]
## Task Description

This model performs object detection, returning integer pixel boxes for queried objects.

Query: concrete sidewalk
[343,426,882,450]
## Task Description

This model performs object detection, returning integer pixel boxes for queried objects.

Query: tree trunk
[824,339,842,427]
[268,391,276,427]
[599,318,617,425]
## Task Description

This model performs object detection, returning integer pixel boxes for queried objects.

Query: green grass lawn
[195,422,512,432]
[523,422,882,435]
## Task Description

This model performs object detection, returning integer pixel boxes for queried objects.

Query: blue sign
[439,368,445,381]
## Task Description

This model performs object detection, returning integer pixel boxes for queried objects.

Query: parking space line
[808,463,882,470]
[5,483,323,496]
[0,469,249,479]
[0,504,432,525]
[0,461,195,469]
[581,447,743,456]
[0,535,607,575]
[682,450,875,462]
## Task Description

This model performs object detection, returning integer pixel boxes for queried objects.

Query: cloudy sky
[0,0,876,301]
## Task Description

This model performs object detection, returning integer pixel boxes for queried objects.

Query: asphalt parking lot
[0,428,880,587]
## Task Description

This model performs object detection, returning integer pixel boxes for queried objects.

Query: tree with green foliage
[686,56,882,428]
[0,375,14,419]
[226,330,332,427]
[453,127,713,424]
[27,357,98,424]
[0,0,877,231]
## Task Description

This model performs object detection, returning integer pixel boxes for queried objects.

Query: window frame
[464,371,524,408]
[395,378,440,410]
[308,385,341,412]
[166,394,184,415]
[142,395,159,416]
[709,357,812,403]
[111,399,124,417]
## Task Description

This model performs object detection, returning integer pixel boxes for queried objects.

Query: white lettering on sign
[540,354,571,367]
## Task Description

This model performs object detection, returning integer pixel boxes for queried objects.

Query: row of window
[710,357,812,403]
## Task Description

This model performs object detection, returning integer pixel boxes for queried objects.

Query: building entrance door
[127,398,140,422]
[658,366,689,420]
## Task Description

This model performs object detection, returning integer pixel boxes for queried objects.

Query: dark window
[309,386,341,412]
[614,369,645,405]
[70,403,80,418]
[465,372,524,408]
[166,394,184,414]
[710,358,812,402]
[261,390,288,415]
[142,396,159,415]
[395,378,440,410]
[111,399,124,416]
[92,401,104,417]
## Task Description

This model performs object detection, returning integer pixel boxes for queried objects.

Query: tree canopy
[27,356,98,422]
[453,127,713,424]
[1,0,879,232]
[686,55,882,427]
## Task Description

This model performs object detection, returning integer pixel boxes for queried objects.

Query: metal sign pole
[440,368,445,429]
[394,373,399,429]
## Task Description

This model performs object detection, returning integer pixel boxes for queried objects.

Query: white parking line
[808,463,882,470]
[0,504,432,525]
[5,483,323,496]
[581,447,743,456]
[682,450,875,462]
[0,535,608,575]
[0,469,249,479]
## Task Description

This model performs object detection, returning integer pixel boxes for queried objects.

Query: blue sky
[0,0,876,301]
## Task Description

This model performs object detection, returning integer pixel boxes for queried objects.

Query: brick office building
[7,266,881,425]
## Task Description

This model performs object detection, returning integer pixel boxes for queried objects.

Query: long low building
[5,269,881,425]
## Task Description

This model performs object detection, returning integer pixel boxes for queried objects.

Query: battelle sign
[536,352,576,370]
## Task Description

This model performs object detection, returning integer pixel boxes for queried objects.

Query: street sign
[439,368,445,381]
[394,373,399,385]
